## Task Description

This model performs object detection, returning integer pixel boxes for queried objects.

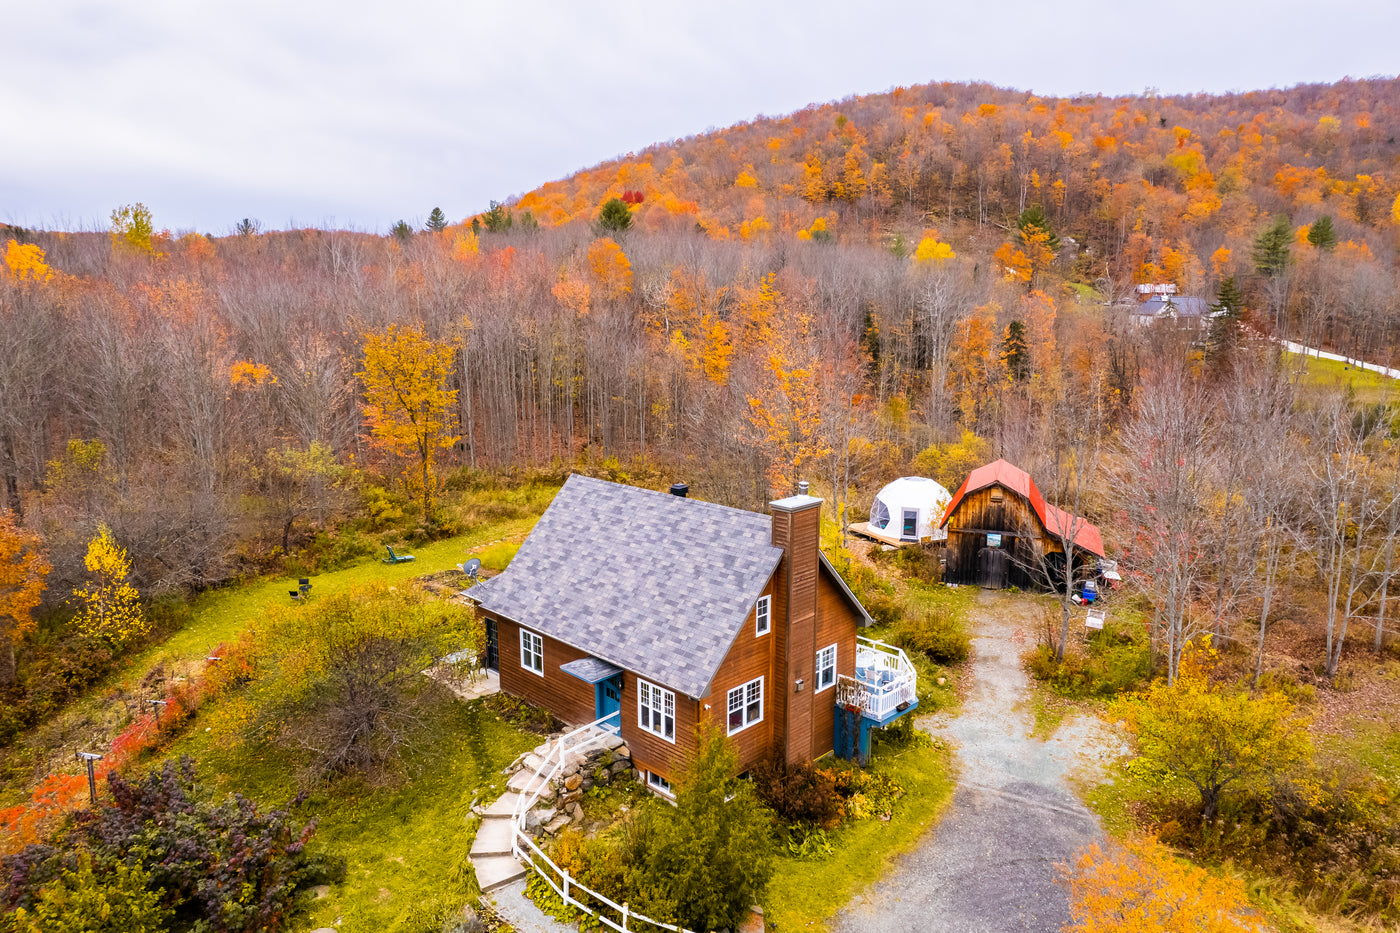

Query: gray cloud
[2,0,1395,233]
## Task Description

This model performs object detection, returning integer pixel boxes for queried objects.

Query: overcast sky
[3,0,1396,235]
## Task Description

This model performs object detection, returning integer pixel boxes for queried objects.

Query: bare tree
[1115,363,1217,684]
[1303,392,1400,680]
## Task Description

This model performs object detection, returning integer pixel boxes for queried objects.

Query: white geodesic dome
[868,476,952,542]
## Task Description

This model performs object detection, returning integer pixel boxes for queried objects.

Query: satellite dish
[459,558,482,583]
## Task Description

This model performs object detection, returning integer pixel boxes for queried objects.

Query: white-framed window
[520,628,543,676]
[815,643,837,692]
[755,595,771,636]
[647,771,674,797]
[638,679,676,743]
[726,676,763,735]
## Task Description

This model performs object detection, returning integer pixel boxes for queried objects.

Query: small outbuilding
[939,459,1104,590]
[851,476,952,546]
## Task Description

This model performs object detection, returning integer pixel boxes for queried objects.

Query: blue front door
[597,675,623,724]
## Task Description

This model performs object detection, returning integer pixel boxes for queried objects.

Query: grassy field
[762,738,957,933]
[157,690,538,933]
[1284,350,1399,406]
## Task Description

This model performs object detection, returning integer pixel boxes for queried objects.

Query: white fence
[509,711,701,933]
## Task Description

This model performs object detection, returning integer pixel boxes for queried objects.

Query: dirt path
[834,591,1126,933]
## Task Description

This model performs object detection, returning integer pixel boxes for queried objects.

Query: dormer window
[755,595,771,636]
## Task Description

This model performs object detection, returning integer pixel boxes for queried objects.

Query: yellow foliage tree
[1391,191,1400,225]
[452,231,480,261]
[746,315,831,494]
[1062,838,1258,933]
[734,168,758,188]
[3,240,53,283]
[913,236,955,264]
[73,524,145,647]
[110,203,156,255]
[358,326,459,525]
[1114,647,1311,820]
[0,513,49,685]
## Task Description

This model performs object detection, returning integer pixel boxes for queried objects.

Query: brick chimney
[769,481,822,765]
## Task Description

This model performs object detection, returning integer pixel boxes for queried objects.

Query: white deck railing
[836,636,917,721]
[509,711,700,933]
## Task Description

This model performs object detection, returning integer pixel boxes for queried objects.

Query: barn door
[978,547,1008,589]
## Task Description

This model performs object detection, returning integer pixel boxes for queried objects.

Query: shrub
[239,584,478,779]
[1025,615,1151,699]
[751,755,843,827]
[7,851,172,933]
[893,587,970,663]
[1,757,330,933]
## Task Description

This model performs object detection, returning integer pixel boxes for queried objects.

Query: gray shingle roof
[473,474,784,698]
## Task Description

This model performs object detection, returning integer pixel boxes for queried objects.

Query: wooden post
[622,902,629,932]
[76,752,103,804]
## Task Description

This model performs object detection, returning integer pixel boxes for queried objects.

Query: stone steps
[483,791,520,817]
[471,815,515,858]
[475,853,526,893]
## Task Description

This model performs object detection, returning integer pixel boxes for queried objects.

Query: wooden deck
[848,521,912,547]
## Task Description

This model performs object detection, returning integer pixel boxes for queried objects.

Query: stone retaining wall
[494,729,635,839]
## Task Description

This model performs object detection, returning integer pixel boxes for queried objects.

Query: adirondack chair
[289,579,312,600]
[383,546,415,564]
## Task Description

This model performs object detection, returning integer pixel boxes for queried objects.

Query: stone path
[834,592,1126,933]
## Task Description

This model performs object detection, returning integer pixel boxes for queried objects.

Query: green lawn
[1284,350,1399,406]
[159,691,537,933]
[144,516,542,669]
[762,738,957,932]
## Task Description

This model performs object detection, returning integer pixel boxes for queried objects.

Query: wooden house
[939,459,1104,590]
[469,475,917,793]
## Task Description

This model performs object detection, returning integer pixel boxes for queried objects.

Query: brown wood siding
[811,565,861,758]
[776,503,820,764]
[943,484,1048,589]
[623,674,698,783]
[492,614,597,725]
[703,575,778,774]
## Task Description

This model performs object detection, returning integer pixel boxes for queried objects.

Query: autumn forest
[3,72,1400,931]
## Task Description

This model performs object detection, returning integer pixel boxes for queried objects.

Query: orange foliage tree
[1061,838,1259,932]
[587,237,633,299]
[0,512,49,685]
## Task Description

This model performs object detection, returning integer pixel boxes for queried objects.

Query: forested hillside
[1,76,1398,605]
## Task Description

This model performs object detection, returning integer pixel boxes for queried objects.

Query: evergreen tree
[646,727,774,931]
[1016,204,1060,252]
[596,197,633,233]
[425,207,448,233]
[1001,320,1029,381]
[390,220,412,242]
[1205,276,1246,367]
[517,209,539,232]
[1252,215,1292,277]
[1306,214,1337,251]
[482,201,513,233]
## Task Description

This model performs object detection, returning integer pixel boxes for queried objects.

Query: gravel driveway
[834,591,1126,933]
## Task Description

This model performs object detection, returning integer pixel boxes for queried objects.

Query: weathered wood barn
[469,475,919,793]
[939,459,1104,589]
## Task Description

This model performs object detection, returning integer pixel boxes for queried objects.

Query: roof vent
[797,481,810,496]
[669,482,689,498]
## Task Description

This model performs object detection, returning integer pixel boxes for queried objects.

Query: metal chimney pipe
[797,481,810,496]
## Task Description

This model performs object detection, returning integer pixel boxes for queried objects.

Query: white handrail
[506,711,700,933]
